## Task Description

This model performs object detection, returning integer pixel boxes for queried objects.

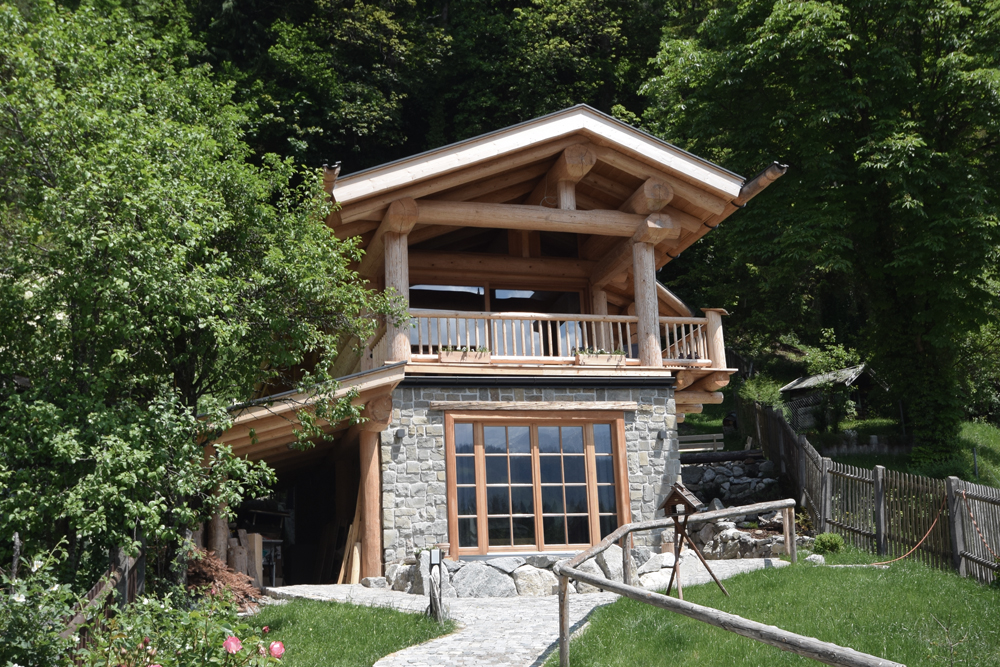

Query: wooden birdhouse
[658,482,705,518]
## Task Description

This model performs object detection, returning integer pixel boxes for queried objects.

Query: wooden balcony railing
[403,309,718,367]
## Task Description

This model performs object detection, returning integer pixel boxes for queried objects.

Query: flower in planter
[269,641,285,659]
[223,636,242,654]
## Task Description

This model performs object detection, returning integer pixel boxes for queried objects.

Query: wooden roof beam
[619,178,674,215]
[358,198,419,278]
[412,200,653,237]
[524,144,597,209]
[591,214,679,289]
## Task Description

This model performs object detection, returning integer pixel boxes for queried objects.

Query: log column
[591,289,608,350]
[701,308,728,368]
[358,395,392,579]
[633,240,662,367]
[385,231,410,362]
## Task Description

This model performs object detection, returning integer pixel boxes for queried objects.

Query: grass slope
[549,551,1000,666]
[250,599,452,667]
[834,422,1000,488]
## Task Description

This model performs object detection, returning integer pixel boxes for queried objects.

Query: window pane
[484,426,507,454]
[457,487,477,515]
[540,456,562,483]
[485,457,508,484]
[511,486,534,514]
[593,424,612,454]
[509,456,533,484]
[600,515,618,539]
[508,426,530,453]
[456,456,476,485]
[539,426,560,453]
[595,456,614,484]
[455,423,474,454]
[486,487,510,515]
[565,485,589,514]
[563,456,586,484]
[567,516,589,544]
[543,516,565,544]
[541,486,564,513]
[597,486,616,514]
[488,518,511,546]
[561,426,583,453]
[458,517,478,547]
[512,517,535,545]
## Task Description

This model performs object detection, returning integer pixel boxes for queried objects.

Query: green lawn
[549,549,1000,666]
[249,599,453,667]
[831,421,1000,488]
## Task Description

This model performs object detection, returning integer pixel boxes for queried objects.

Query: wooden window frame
[444,410,630,559]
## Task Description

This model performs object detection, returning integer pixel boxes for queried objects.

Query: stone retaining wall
[379,384,680,568]
[681,459,779,504]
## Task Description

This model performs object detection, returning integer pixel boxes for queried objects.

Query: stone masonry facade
[379,383,680,567]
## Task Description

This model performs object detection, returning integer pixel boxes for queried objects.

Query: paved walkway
[266,556,788,667]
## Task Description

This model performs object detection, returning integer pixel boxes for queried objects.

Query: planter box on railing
[438,350,491,364]
[574,354,626,367]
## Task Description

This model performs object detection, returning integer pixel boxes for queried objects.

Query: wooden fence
[742,401,999,585]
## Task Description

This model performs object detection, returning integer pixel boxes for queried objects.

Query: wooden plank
[413,199,652,237]
[428,401,639,411]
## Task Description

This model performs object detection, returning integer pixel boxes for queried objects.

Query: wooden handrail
[409,308,710,326]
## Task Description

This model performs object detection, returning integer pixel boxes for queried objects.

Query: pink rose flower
[269,641,285,659]
[262,626,269,634]
[149,664,162,667]
[223,636,242,654]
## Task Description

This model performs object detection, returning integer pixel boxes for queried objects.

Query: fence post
[777,423,787,474]
[797,435,807,504]
[873,465,888,556]
[558,576,571,667]
[946,476,966,577]
[820,458,832,533]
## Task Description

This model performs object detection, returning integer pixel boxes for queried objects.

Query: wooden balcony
[366,309,726,371]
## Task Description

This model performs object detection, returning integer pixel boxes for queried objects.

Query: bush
[737,375,785,410]
[813,532,845,554]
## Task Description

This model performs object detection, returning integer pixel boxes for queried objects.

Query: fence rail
[742,400,999,585]
[405,309,716,366]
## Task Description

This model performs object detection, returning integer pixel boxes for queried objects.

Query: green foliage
[0,1,393,586]
[77,592,280,667]
[959,319,1000,426]
[548,552,1000,666]
[813,532,845,554]
[250,598,454,666]
[0,540,80,667]
[645,0,1000,456]
[737,375,784,409]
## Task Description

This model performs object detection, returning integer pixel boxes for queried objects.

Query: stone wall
[681,459,780,505]
[379,383,679,568]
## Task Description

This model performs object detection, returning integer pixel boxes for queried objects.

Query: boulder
[526,554,561,569]
[486,556,526,574]
[385,563,400,588]
[512,565,560,596]
[391,564,414,593]
[595,544,626,582]
[452,562,518,598]
[637,552,673,575]
[707,498,726,512]
[695,523,716,544]
[806,554,826,566]
[701,468,717,484]
[412,550,432,595]
[573,558,607,594]
[630,546,653,568]
[681,466,704,485]
[759,460,776,474]
[638,568,675,592]
[444,559,466,574]
[361,576,387,589]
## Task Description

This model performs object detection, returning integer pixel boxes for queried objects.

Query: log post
[632,240,661,367]
[701,308,727,369]
[873,465,888,556]
[359,395,392,579]
[820,458,833,533]
[558,576,570,667]
[385,231,410,362]
[946,476,966,576]
[592,289,608,351]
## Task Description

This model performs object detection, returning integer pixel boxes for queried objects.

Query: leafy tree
[0,1,391,586]
[646,0,1000,457]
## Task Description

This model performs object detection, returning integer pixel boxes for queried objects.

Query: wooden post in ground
[558,576,570,667]
[620,534,631,586]
[797,435,807,506]
[946,476,966,576]
[632,240,661,367]
[782,506,797,563]
[820,458,832,533]
[873,465,888,556]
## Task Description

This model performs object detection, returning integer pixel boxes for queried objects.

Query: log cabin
[208,105,785,585]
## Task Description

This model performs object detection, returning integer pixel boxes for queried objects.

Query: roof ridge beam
[524,144,597,209]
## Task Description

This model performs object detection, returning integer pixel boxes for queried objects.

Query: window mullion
[531,425,543,551]
[474,422,488,555]
[584,425,600,545]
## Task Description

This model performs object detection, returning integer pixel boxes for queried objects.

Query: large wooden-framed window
[445,411,630,557]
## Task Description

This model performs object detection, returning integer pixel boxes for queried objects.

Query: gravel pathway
[265,556,789,666]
